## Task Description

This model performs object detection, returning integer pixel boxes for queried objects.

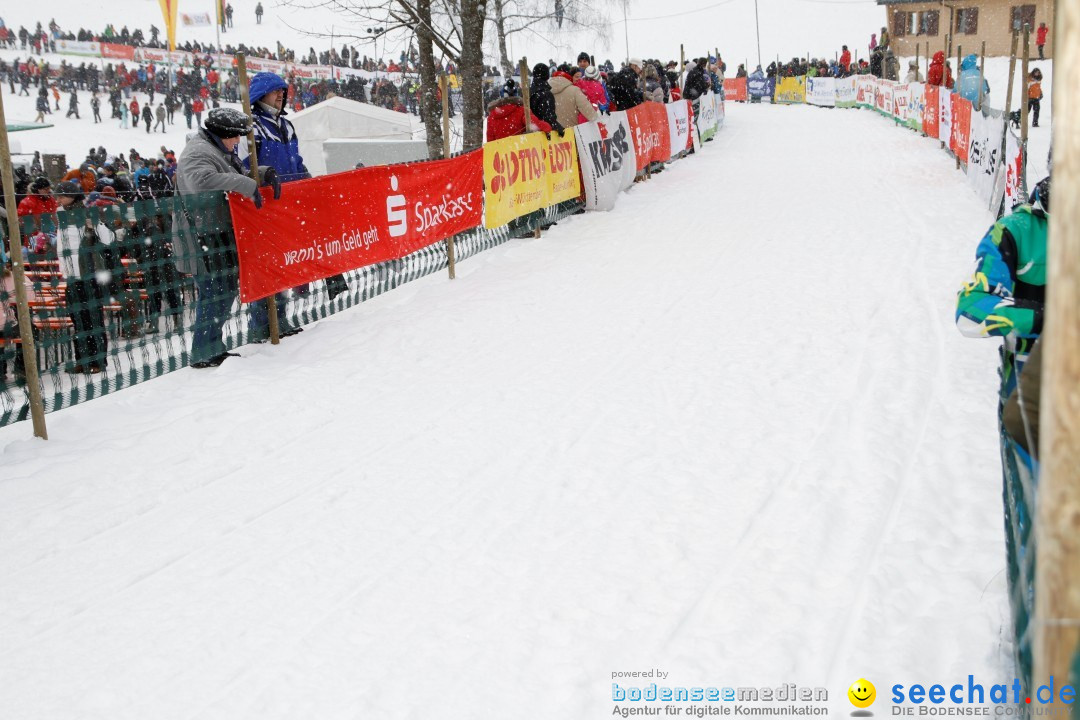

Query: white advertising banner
[806,76,836,107]
[54,39,100,57]
[666,99,692,158]
[892,82,909,121]
[906,83,926,131]
[1002,128,1024,210]
[938,89,952,143]
[181,12,213,27]
[574,113,637,212]
[856,76,878,107]
[966,109,1006,209]
[697,91,718,141]
[835,77,857,108]
[875,79,895,115]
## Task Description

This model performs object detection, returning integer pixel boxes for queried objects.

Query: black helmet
[204,107,251,138]
[30,176,51,192]
[55,180,84,202]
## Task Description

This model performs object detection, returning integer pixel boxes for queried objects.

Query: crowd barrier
[32,40,414,84]
[0,91,726,429]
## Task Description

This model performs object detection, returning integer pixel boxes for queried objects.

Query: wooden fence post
[1034,0,1080,695]
[441,74,456,279]
[237,53,280,345]
[1019,25,1031,196]
[518,58,540,238]
[0,88,48,439]
[976,40,987,111]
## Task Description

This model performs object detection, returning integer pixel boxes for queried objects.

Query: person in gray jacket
[176,107,280,368]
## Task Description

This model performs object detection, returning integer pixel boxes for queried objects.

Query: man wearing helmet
[176,106,280,368]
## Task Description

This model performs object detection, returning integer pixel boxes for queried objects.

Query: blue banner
[748,77,774,99]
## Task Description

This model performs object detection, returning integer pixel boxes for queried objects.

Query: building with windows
[875,1,1055,58]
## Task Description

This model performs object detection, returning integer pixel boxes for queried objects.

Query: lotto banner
[483,131,581,228]
[748,76,774,100]
[856,76,877,108]
[938,89,953,143]
[230,151,484,302]
[950,96,973,163]
[774,76,806,104]
[923,85,940,138]
[806,76,836,107]
[835,77,857,109]
[100,43,136,60]
[966,108,1006,209]
[723,77,748,102]
[575,114,637,212]
[875,80,895,116]
[625,102,672,172]
[667,99,694,154]
[697,92,718,142]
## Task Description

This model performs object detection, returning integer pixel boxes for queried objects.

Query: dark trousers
[1028,98,1040,127]
[192,272,238,363]
[66,279,108,368]
[1038,43,1045,59]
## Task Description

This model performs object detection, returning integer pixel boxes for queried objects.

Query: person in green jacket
[956,173,1049,403]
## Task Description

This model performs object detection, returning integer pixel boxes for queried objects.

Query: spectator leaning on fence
[241,71,314,339]
[175,107,280,368]
[548,66,597,128]
[956,156,1050,436]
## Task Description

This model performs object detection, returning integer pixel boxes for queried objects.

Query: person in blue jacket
[955,54,990,105]
[241,72,311,339]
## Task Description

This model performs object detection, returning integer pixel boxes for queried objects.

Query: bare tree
[488,0,616,76]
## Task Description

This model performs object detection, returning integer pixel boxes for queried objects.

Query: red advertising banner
[101,43,136,60]
[625,102,671,173]
[229,151,484,303]
[723,77,748,102]
[950,96,972,163]
[922,85,940,139]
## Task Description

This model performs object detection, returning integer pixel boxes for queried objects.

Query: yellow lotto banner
[483,130,581,229]
[546,128,580,204]
[774,76,806,104]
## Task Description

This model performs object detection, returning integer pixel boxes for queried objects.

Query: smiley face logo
[848,679,876,709]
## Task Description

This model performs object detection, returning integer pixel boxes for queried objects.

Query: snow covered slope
[0,102,1012,719]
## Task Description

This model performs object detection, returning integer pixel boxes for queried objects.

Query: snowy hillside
[0,101,1014,719]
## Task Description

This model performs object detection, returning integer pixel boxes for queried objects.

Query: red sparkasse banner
[950,96,972,163]
[625,102,671,173]
[229,151,484,303]
[723,77,748,102]
[922,85,940,139]
[101,43,136,60]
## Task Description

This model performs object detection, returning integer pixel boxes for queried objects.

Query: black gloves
[263,167,281,200]
[251,188,263,209]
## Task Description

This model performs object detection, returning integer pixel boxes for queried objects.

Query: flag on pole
[215,0,227,27]
[158,0,178,51]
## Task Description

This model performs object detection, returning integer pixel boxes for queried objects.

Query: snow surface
[0,101,1014,718]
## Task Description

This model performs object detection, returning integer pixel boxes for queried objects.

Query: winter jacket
[606,66,643,110]
[548,73,597,128]
[927,52,952,87]
[17,194,57,218]
[529,64,562,132]
[177,129,267,198]
[1036,25,1048,45]
[682,64,711,101]
[575,78,608,111]
[242,73,310,182]
[955,54,989,104]
[956,183,1048,399]
[485,96,551,142]
[839,50,851,72]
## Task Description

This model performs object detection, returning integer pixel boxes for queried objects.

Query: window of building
[897,9,940,37]
[1011,4,1036,31]
[892,10,908,38]
[956,7,979,35]
[922,10,940,37]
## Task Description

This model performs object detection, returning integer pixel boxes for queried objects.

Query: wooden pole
[679,44,685,89]
[237,53,280,345]
[518,58,540,238]
[440,73,456,280]
[1019,25,1031,196]
[976,40,987,111]
[1004,30,1019,124]
[915,43,920,80]
[0,88,48,439]
[1034,0,1080,694]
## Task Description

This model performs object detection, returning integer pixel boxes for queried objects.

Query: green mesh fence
[0,191,583,427]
